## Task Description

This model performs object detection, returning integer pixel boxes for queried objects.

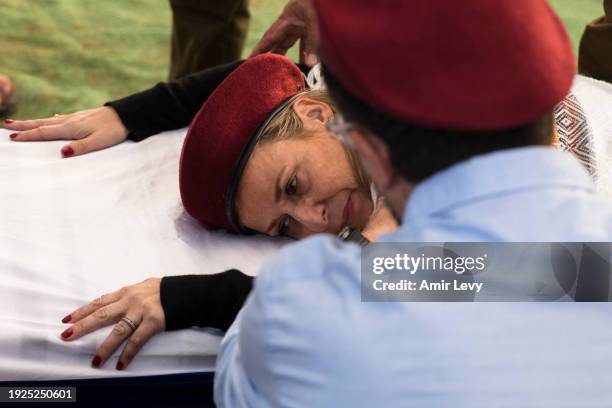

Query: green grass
[550,0,603,48]
[0,0,606,120]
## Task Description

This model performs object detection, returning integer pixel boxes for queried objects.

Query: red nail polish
[61,328,73,339]
[9,133,18,139]
[61,315,72,323]
[4,119,14,124]
[91,355,102,368]
[116,361,124,370]
[61,146,74,157]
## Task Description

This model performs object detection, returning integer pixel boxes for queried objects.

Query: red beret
[179,54,305,233]
[315,0,575,131]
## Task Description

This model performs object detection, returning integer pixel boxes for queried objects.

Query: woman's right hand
[4,106,129,158]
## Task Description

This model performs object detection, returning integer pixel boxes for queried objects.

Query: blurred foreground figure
[579,0,612,82]
[0,74,17,118]
[213,1,612,406]
[169,0,250,79]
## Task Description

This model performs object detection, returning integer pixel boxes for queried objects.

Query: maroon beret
[315,0,575,131]
[179,54,305,233]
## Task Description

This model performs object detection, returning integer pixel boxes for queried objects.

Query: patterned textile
[553,94,597,177]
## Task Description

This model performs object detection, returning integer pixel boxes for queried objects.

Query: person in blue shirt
[212,0,612,406]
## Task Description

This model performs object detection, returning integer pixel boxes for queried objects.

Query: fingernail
[9,133,18,139]
[4,119,14,124]
[306,53,319,66]
[91,355,102,368]
[60,328,73,339]
[61,315,72,324]
[61,146,74,158]
[116,361,124,370]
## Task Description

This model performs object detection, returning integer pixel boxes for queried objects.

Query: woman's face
[236,124,374,240]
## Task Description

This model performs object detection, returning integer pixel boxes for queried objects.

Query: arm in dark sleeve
[160,269,253,332]
[105,60,244,141]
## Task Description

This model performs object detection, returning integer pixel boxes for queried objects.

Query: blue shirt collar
[402,146,596,221]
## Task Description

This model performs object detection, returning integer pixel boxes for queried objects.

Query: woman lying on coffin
[5,55,398,369]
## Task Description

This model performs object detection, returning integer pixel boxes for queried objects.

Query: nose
[291,201,328,233]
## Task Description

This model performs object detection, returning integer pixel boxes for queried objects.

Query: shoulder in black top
[106,60,309,141]
[106,60,243,141]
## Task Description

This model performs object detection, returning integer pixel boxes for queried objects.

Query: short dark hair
[322,64,553,183]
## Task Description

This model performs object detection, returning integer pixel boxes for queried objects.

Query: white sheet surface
[0,128,286,381]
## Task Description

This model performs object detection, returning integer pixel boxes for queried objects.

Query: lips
[341,192,353,229]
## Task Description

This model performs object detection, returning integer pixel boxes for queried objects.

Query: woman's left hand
[59,278,166,370]
[249,0,319,66]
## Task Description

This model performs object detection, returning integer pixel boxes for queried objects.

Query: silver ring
[120,317,138,332]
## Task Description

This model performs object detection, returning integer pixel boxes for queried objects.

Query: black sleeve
[105,60,245,141]
[160,270,254,332]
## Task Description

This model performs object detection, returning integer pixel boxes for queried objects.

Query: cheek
[309,147,359,191]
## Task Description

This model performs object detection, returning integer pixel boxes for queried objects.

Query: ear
[292,97,334,129]
[348,129,397,192]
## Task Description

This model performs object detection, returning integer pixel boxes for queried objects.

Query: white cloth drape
[0,128,284,380]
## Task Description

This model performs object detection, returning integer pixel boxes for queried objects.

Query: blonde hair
[258,89,371,192]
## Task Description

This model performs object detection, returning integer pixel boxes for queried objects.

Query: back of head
[315,0,575,182]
